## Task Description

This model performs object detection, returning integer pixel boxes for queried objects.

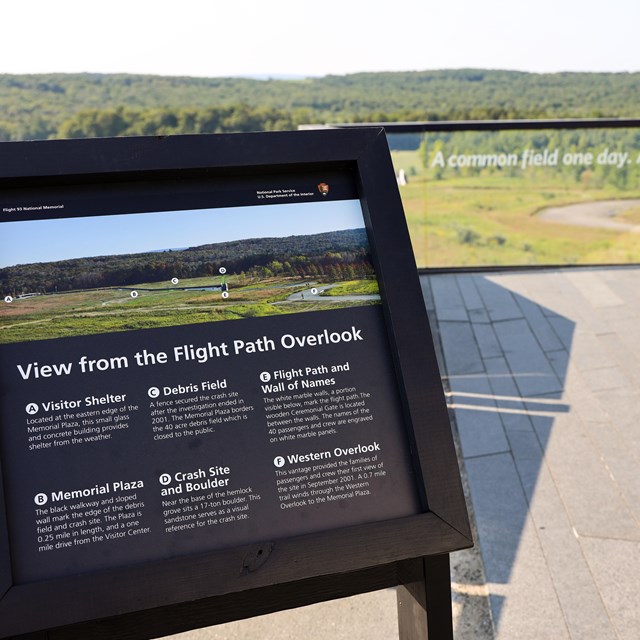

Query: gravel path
[537,198,640,231]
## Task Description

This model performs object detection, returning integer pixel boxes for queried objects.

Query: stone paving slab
[565,271,625,308]
[472,323,503,360]
[456,274,485,312]
[580,419,640,524]
[474,277,524,322]
[454,405,510,459]
[514,295,565,353]
[429,268,640,640]
[539,412,639,541]
[164,590,399,640]
[431,274,468,321]
[578,537,640,640]
[527,460,616,640]
[596,332,640,386]
[491,318,562,397]
[439,321,485,376]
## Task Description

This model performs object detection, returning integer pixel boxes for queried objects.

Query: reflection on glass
[389,129,640,268]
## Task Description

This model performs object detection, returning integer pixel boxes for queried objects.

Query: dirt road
[537,198,640,231]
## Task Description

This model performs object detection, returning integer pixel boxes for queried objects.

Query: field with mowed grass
[0,275,378,344]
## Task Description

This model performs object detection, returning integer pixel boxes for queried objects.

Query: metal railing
[304,119,640,271]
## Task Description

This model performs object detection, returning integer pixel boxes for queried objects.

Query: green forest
[0,69,638,141]
[0,229,373,295]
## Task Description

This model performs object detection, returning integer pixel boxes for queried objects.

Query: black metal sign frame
[0,129,470,639]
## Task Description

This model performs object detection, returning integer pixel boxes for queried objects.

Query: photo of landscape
[0,201,380,344]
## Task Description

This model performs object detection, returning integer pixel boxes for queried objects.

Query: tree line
[0,69,638,141]
[0,229,374,295]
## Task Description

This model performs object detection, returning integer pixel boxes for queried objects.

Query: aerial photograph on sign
[0,200,380,344]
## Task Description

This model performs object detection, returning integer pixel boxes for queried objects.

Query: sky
[1,1,638,77]
[0,200,366,268]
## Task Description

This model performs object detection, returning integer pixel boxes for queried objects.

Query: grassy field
[391,149,640,268]
[0,275,378,344]
[320,279,379,296]
[616,203,640,224]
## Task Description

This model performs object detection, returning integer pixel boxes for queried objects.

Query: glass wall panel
[388,127,640,268]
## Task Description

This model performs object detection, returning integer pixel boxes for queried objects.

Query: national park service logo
[317,183,329,196]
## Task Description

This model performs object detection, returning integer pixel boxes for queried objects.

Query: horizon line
[2,67,639,80]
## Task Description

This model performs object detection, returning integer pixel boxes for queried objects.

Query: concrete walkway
[424,267,640,640]
[164,267,639,640]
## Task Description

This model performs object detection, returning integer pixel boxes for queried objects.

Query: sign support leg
[397,554,453,640]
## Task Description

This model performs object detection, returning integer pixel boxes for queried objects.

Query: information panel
[0,169,420,584]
